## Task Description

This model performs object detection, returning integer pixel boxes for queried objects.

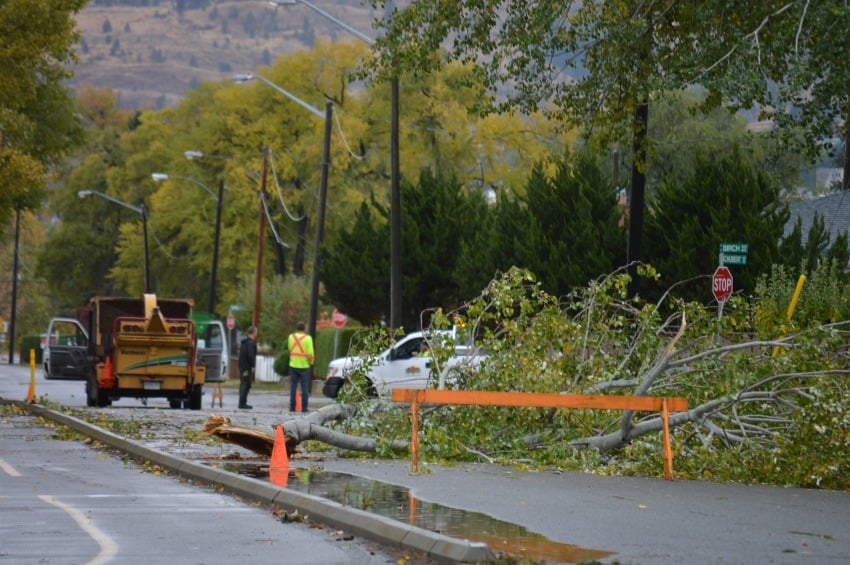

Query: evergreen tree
[521,154,626,297]
[321,200,388,326]
[644,148,788,301]
[400,169,487,329]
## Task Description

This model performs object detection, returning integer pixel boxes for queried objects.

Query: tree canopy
[0,0,86,234]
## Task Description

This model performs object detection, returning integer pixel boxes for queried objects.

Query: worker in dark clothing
[238,326,258,409]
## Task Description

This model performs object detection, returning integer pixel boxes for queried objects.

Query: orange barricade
[391,389,688,480]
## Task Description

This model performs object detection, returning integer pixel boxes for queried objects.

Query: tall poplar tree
[0,0,86,232]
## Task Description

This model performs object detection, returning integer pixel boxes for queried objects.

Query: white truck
[323,329,485,398]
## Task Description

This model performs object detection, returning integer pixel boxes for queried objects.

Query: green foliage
[643,148,788,301]
[329,264,850,489]
[321,201,389,326]
[19,335,43,364]
[232,274,311,351]
[754,261,850,337]
[520,153,627,297]
[325,151,627,329]
[0,0,87,231]
[313,326,360,378]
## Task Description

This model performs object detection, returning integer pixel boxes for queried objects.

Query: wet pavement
[2,361,850,563]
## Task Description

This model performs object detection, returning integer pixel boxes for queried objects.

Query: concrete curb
[4,399,494,563]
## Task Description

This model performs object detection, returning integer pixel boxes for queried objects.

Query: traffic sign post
[712,266,734,304]
[331,310,347,358]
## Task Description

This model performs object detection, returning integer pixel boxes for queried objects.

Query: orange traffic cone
[295,391,302,413]
[101,356,116,388]
[270,425,289,470]
[269,425,289,487]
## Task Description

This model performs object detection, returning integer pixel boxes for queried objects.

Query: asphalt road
[1,358,849,564]
[0,412,407,565]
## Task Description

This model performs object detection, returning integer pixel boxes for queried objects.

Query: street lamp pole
[78,190,150,293]
[268,0,403,330]
[151,172,223,314]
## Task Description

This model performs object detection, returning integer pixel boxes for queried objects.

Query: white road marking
[0,458,21,476]
[38,494,119,565]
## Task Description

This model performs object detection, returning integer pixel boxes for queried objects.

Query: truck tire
[169,398,183,409]
[95,387,110,407]
[86,375,110,407]
[188,385,203,410]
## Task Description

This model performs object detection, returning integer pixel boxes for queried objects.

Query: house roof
[785,191,850,248]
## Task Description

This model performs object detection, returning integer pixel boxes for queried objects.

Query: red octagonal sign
[332,309,347,328]
[712,266,734,303]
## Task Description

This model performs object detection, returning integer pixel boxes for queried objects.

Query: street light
[233,73,324,119]
[268,0,374,44]
[234,73,333,340]
[268,0,403,331]
[78,190,150,293]
[151,173,224,315]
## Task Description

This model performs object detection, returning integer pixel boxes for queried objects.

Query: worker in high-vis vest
[287,321,315,412]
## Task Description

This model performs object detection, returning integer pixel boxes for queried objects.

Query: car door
[372,336,432,392]
[197,321,228,382]
[43,318,90,380]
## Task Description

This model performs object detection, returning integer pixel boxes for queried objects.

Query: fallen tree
[204,265,850,490]
[202,403,408,457]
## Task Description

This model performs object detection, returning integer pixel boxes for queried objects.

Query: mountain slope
[69,1,377,109]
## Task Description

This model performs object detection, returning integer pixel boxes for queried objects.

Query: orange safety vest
[288,332,314,369]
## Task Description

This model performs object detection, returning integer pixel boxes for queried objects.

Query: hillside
[69,0,379,109]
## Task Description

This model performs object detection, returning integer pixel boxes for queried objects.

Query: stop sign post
[331,310,347,358]
[712,266,733,304]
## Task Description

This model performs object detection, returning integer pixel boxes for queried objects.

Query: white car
[324,329,485,398]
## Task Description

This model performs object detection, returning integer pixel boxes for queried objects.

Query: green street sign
[719,242,749,254]
[719,242,748,266]
[720,253,748,265]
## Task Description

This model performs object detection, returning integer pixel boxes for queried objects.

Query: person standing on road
[288,321,314,412]
[238,326,258,410]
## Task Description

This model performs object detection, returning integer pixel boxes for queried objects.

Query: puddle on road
[222,462,614,563]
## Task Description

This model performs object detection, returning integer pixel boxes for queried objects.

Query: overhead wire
[333,107,365,160]
[259,190,291,249]
[268,150,307,222]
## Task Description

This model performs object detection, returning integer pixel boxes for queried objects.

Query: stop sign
[712,266,734,303]
[332,309,347,328]
[226,313,235,330]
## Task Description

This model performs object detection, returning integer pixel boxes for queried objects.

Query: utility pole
[390,75,402,330]
[8,207,20,365]
[209,176,224,315]
[253,149,269,331]
[308,101,334,339]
